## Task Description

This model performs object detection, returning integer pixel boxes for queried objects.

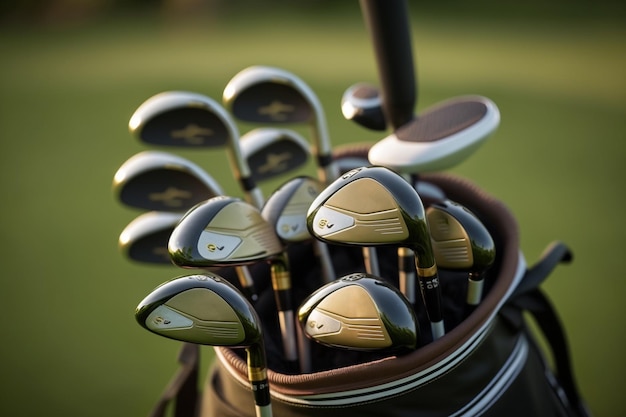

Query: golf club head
[223,65,318,125]
[341,82,386,131]
[368,96,500,173]
[262,176,324,243]
[113,150,224,211]
[129,91,236,148]
[427,200,496,273]
[168,196,283,268]
[298,272,419,350]
[240,127,311,182]
[136,272,263,347]
[119,211,182,265]
[307,166,433,265]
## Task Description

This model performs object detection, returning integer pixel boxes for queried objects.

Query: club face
[113,151,223,211]
[224,66,314,124]
[298,273,418,350]
[129,91,232,148]
[240,128,311,182]
[168,196,283,268]
[262,176,323,242]
[368,96,500,173]
[307,166,428,251]
[427,201,496,271]
[119,211,182,264]
[136,273,262,347]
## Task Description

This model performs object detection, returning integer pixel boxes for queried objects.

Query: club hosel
[270,254,294,309]
[248,368,271,408]
[416,263,444,323]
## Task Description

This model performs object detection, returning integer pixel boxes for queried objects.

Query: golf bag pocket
[190,172,590,417]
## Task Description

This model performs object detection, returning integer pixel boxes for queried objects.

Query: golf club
[135,273,272,417]
[240,127,311,183]
[113,150,224,212]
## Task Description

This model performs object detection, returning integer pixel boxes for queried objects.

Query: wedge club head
[119,211,182,265]
[240,127,311,183]
[113,150,224,212]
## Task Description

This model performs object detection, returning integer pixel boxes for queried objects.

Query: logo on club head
[153,316,171,326]
[207,243,225,252]
[258,152,293,174]
[171,124,214,145]
[258,100,295,121]
[317,218,334,229]
[149,187,193,208]
[281,224,299,234]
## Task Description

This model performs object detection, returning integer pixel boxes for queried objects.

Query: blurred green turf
[0,7,624,417]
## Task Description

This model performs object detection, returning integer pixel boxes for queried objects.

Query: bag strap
[504,241,590,417]
[148,342,200,417]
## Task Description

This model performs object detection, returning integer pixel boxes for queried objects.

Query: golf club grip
[359,0,416,129]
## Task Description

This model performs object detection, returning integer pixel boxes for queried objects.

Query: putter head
[223,65,316,124]
[119,211,182,265]
[135,273,262,347]
[113,150,224,211]
[129,91,235,148]
[298,272,419,350]
[427,200,496,272]
[341,83,386,131]
[240,127,311,182]
[168,196,283,268]
[368,96,500,173]
[262,176,324,242]
[307,166,434,265]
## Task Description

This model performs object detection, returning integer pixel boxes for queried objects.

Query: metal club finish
[307,166,445,340]
[135,273,272,417]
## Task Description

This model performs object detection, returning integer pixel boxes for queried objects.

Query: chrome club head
[119,211,182,265]
[298,272,419,350]
[113,150,223,212]
[240,127,311,183]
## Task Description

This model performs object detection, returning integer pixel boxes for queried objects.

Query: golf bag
[146,153,591,417]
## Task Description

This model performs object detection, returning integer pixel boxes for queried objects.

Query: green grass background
[0,4,624,416]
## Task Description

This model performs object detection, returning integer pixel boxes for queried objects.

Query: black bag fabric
[147,171,591,417]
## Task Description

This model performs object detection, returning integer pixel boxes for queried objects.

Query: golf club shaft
[360,0,416,129]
